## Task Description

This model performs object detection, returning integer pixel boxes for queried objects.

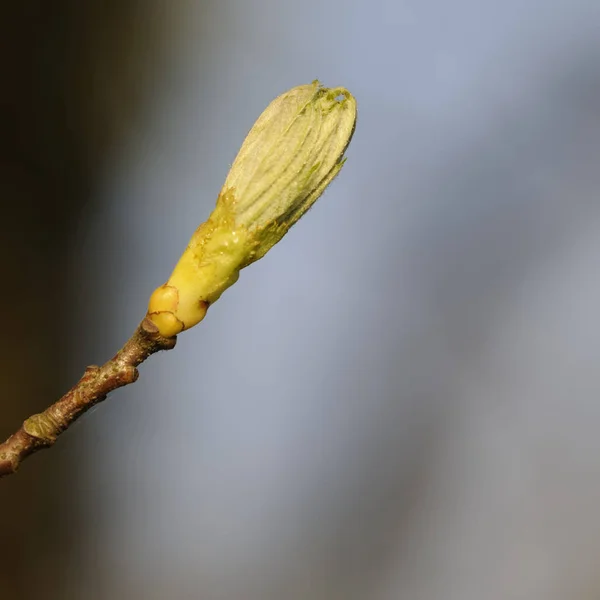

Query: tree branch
[0,317,176,478]
[0,81,357,481]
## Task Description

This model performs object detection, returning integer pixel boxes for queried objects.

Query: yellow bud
[148,80,357,336]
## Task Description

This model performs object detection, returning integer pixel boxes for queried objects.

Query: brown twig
[0,317,176,478]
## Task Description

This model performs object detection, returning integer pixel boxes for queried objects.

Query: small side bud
[148,81,357,336]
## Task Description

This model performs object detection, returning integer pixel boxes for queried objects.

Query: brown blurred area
[0,3,170,597]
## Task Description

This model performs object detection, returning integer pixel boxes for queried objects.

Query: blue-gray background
[19,1,600,598]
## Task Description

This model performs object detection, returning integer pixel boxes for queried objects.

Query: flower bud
[148,81,357,337]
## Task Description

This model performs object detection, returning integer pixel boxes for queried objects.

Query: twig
[0,81,357,480]
[0,317,176,478]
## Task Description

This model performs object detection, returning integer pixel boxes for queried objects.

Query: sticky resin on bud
[148,80,357,337]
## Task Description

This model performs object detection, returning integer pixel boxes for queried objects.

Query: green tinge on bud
[148,81,357,337]
[221,80,356,260]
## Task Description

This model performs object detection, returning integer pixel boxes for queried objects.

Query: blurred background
[3,1,600,598]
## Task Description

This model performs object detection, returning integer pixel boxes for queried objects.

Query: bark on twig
[0,317,176,478]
